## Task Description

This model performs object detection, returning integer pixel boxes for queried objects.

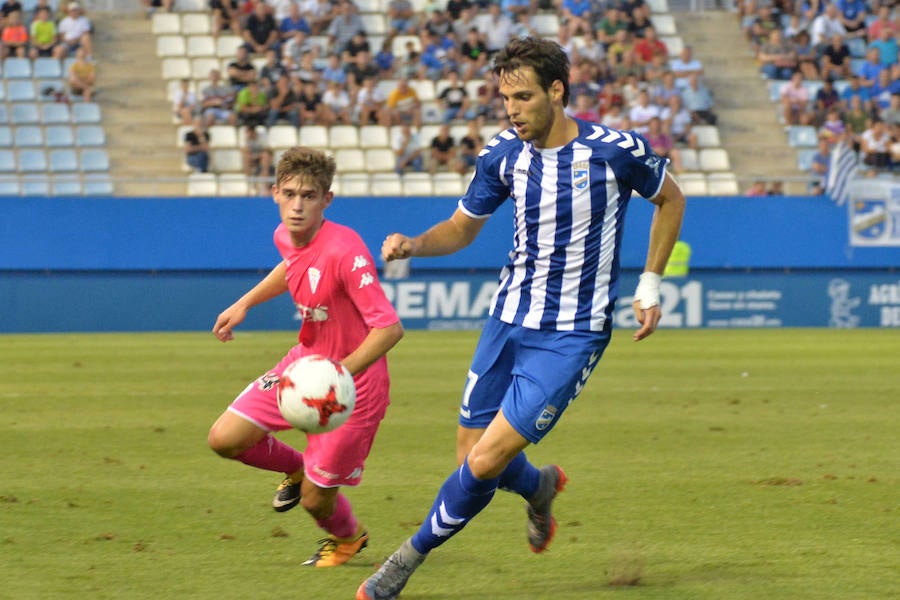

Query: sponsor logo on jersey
[258,372,279,391]
[359,272,374,288]
[351,255,369,271]
[296,303,329,322]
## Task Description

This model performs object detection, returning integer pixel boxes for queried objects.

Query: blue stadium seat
[0,126,11,147]
[18,149,48,173]
[3,57,32,78]
[787,125,818,148]
[33,57,63,79]
[49,149,80,173]
[41,103,72,124]
[37,79,65,101]
[72,103,102,124]
[0,150,16,172]
[11,103,40,125]
[80,149,110,172]
[13,126,44,147]
[84,174,114,195]
[51,175,83,196]
[75,125,106,147]
[7,80,36,102]
[46,125,76,147]
[797,149,818,171]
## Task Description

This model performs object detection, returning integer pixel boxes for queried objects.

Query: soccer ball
[277,355,356,433]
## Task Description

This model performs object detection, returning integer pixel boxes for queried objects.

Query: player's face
[498,66,561,147]
[273,175,333,247]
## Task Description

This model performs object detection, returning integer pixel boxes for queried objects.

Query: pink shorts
[228,345,388,488]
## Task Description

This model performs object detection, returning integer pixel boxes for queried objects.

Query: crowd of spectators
[741,0,900,189]
[179,0,723,177]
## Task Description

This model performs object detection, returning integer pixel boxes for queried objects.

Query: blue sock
[498,451,540,499]
[410,460,499,554]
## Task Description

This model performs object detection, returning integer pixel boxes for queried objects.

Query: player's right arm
[382,208,486,261]
[213,261,290,342]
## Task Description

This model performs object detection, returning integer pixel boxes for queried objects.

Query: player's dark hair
[276,146,336,192]
[492,37,571,106]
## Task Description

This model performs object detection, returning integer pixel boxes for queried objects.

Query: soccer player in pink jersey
[208,146,404,567]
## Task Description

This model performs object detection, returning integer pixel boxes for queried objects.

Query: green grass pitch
[1,329,898,599]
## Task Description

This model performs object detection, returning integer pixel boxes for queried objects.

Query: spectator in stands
[68,45,95,102]
[561,0,592,37]
[651,71,681,107]
[835,0,867,40]
[844,94,870,149]
[1,8,27,57]
[456,119,482,174]
[282,29,312,64]
[819,32,850,81]
[241,125,274,193]
[479,3,513,56]
[353,75,388,126]
[201,68,237,126]
[868,26,898,68]
[871,68,900,113]
[428,124,457,173]
[866,6,896,42]
[856,46,885,89]
[327,0,364,56]
[813,77,840,125]
[745,180,768,196]
[297,77,336,125]
[57,2,92,58]
[881,93,900,127]
[266,73,301,126]
[792,29,820,81]
[345,48,379,87]
[840,73,871,112]
[374,38,394,78]
[819,106,847,141]
[228,46,258,90]
[28,6,62,59]
[386,78,422,128]
[509,10,537,40]
[808,135,831,194]
[387,0,417,36]
[758,29,798,80]
[292,46,320,83]
[669,45,703,87]
[423,8,452,38]
[303,0,336,36]
[682,73,717,125]
[766,181,784,196]
[629,88,661,134]
[244,1,280,55]
[393,123,424,175]
[437,70,470,123]
[260,48,287,85]
[172,78,199,126]
[571,93,602,123]
[627,7,653,39]
[322,79,352,124]
[860,118,892,169]
[210,0,240,40]
[184,116,211,173]
[645,116,682,173]
[235,79,269,127]
[810,3,846,52]
[460,26,489,81]
[1,0,22,26]
[501,0,534,19]
[446,0,472,21]
[601,101,629,129]
[661,94,698,150]
[279,1,311,43]
[343,29,371,62]
[633,25,668,65]
[781,71,812,125]
[575,28,605,64]
[596,7,628,50]
[320,52,346,86]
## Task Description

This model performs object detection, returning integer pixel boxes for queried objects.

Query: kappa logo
[351,255,369,271]
[535,405,558,431]
[358,272,374,288]
[308,268,321,294]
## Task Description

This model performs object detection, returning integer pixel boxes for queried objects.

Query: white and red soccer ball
[277,355,356,433]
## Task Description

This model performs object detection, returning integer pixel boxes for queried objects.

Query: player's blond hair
[275,146,336,193]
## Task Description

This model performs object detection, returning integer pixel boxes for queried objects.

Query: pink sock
[317,493,359,539]
[234,435,304,475]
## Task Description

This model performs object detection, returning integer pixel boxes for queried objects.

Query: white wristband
[634,272,662,309]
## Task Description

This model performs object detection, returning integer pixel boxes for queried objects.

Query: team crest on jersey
[308,268,321,294]
[572,161,589,190]
[535,405,558,431]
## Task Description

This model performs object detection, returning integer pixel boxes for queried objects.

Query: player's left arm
[633,172,686,342]
[340,322,404,376]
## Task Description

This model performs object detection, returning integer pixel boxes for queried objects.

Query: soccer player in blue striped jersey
[358,36,685,600]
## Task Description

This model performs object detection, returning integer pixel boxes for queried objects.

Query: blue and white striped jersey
[459,118,667,332]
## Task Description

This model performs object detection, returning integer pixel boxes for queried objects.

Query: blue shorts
[459,317,611,444]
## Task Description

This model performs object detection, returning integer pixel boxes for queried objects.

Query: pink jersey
[274,220,399,422]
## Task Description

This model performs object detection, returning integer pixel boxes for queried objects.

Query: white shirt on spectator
[58,14,92,44]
